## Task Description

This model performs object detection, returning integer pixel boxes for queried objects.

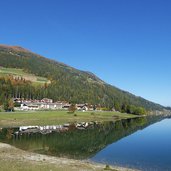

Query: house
[21,103,39,110]
[76,104,88,111]
[15,98,95,112]
[44,103,63,110]
[82,106,88,112]
[19,99,64,111]
[62,103,71,110]
[41,98,53,103]
[55,103,63,109]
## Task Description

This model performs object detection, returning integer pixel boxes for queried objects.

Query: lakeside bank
[0,142,139,171]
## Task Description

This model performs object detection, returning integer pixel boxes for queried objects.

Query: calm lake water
[0,116,170,170]
[91,118,171,171]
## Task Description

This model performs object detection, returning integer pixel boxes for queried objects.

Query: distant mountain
[0,44,163,111]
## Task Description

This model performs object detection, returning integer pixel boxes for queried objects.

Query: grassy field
[0,66,50,85]
[0,110,138,127]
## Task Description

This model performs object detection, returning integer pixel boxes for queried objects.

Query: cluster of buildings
[13,98,93,111]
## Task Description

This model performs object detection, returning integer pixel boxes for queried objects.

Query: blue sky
[0,0,171,106]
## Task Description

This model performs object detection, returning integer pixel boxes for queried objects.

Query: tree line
[0,76,146,115]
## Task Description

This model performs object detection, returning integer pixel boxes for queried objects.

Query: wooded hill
[0,44,163,111]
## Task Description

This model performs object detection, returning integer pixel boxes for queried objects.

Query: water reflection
[0,116,164,159]
[91,117,171,171]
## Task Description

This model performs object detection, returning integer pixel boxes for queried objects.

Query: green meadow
[0,67,50,85]
[0,110,137,127]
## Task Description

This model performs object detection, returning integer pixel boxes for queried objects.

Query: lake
[0,116,170,170]
[91,118,171,171]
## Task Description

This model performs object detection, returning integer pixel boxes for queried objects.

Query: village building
[41,98,53,103]
[62,103,71,110]
[14,98,64,111]
[13,98,94,111]
[76,104,88,111]
[19,102,63,111]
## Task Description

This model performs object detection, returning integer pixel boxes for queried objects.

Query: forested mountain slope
[0,44,163,111]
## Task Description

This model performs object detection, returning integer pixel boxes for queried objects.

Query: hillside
[0,67,50,85]
[0,44,163,111]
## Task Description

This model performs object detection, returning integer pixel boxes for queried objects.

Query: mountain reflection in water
[0,116,164,159]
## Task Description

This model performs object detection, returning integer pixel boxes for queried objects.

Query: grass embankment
[0,110,137,127]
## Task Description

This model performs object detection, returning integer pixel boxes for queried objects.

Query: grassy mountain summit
[0,44,163,111]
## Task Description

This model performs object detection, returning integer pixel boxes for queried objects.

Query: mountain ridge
[0,44,105,84]
[0,44,164,111]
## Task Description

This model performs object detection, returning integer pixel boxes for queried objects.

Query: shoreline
[0,142,139,171]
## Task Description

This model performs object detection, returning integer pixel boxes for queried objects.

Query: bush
[68,104,77,113]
